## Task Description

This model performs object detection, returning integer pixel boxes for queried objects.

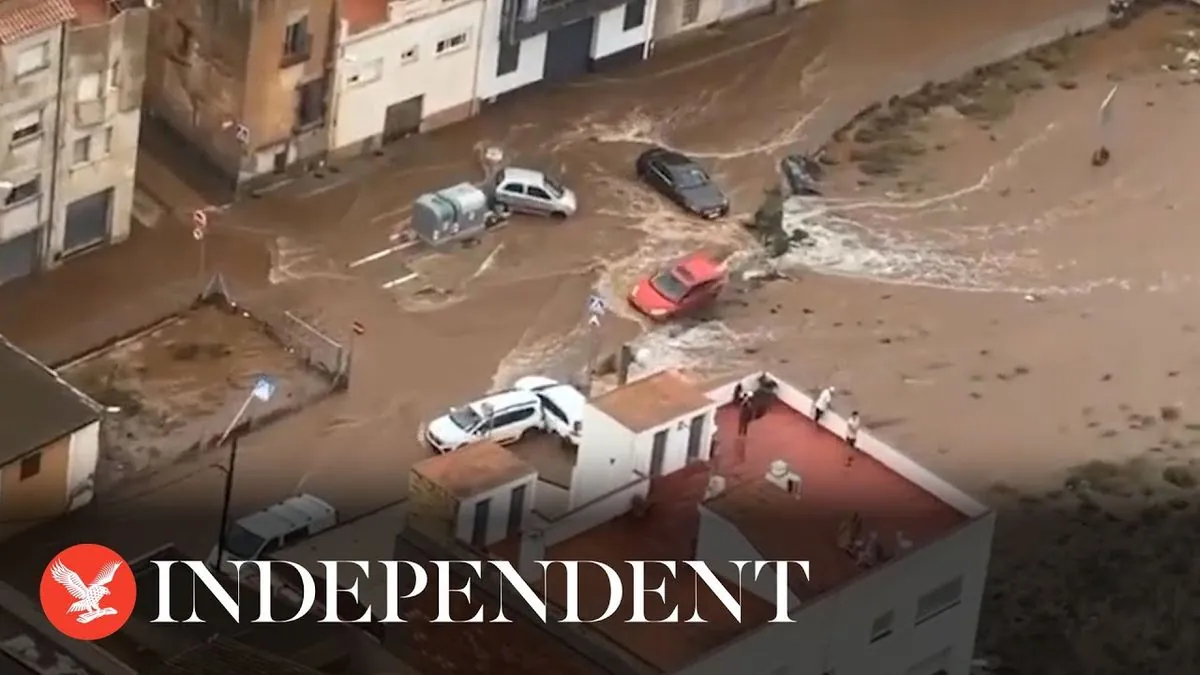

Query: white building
[0,0,148,287]
[476,0,654,103]
[653,0,822,43]
[331,0,484,158]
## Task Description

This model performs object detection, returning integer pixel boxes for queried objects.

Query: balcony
[501,0,627,42]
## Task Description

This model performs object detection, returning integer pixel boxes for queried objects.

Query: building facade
[476,0,654,103]
[653,0,811,43]
[0,0,146,287]
[0,333,101,541]
[143,0,336,189]
[330,0,484,159]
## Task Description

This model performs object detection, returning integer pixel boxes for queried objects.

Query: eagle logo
[50,558,122,623]
[40,543,135,640]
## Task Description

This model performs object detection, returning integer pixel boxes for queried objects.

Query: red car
[628,252,728,320]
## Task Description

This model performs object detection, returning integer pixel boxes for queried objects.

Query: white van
[207,494,337,573]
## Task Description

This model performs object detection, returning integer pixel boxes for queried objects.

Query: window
[493,406,536,428]
[175,22,193,57]
[540,396,566,424]
[108,60,120,89]
[11,110,41,143]
[436,31,468,55]
[102,127,113,154]
[526,186,550,200]
[915,577,962,625]
[295,79,326,127]
[870,609,894,642]
[681,0,700,26]
[507,484,526,537]
[77,73,101,101]
[623,0,646,30]
[496,38,519,76]
[471,498,490,547]
[280,529,307,547]
[400,47,418,65]
[16,43,48,76]
[283,18,309,60]
[4,177,39,206]
[348,58,382,85]
[19,453,41,480]
[73,137,91,164]
[500,183,524,195]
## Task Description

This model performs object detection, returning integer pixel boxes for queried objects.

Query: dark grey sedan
[635,147,729,219]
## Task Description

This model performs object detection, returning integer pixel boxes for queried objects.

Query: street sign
[587,294,606,316]
[251,376,276,403]
[1098,84,1118,127]
[192,209,208,227]
[192,227,204,241]
[352,321,365,336]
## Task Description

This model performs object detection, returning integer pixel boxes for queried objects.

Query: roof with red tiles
[704,402,970,600]
[340,0,387,35]
[0,0,75,44]
[493,463,777,672]
[591,370,713,433]
[412,441,535,499]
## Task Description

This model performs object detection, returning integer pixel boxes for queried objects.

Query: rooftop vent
[765,459,802,496]
[704,475,726,499]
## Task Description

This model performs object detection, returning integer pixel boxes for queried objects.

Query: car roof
[474,388,540,411]
[674,252,724,282]
[238,494,336,538]
[499,167,546,184]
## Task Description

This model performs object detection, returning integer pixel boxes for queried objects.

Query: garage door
[383,96,423,144]
[64,188,112,254]
[0,228,40,285]
[544,18,595,83]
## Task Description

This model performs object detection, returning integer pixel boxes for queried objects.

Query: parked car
[490,167,577,219]
[423,388,544,453]
[514,376,586,446]
[206,493,337,570]
[628,251,728,320]
[635,147,729,219]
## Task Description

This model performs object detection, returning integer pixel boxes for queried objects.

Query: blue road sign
[588,294,606,316]
[251,376,276,403]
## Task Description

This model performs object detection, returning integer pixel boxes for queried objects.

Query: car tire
[551,211,567,220]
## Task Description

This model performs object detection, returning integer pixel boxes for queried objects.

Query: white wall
[474,0,547,100]
[696,505,799,608]
[629,405,717,477]
[591,3,651,60]
[541,476,649,546]
[334,0,484,149]
[454,474,537,546]
[570,406,636,509]
[534,479,569,518]
[66,421,100,510]
[653,0,721,42]
[676,512,996,675]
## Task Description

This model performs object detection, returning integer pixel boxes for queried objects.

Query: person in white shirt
[845,411,861,466]
[813,386,835,426]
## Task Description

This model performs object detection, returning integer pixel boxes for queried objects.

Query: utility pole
[212,434,239,572]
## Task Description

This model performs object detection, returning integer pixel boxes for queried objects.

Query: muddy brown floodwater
[62,305,329,490]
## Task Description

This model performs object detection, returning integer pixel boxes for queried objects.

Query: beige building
[0,333,101,541]
[0,0,149,287]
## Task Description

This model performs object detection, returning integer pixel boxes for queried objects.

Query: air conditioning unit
[764,459,802,496]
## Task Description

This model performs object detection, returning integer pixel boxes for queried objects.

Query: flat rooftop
[413,440,536,499]
[0,334,98,467]
[590,370,712,432]
[705,401,970,600]
[492,463,777,673]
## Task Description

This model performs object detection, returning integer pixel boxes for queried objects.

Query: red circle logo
[39,544,135,640]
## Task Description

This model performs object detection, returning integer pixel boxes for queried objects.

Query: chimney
[518,528,546,582]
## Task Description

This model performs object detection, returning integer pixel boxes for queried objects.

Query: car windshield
[448,406,483,431]
[542,176,565,198]
[224,525,266,559]
[672,167,708,189]
[650,270,691,302]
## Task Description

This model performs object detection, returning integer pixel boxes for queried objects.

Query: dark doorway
[544,18,594,83]
[687,414,705,462]
[63,188,112,254]
[650,429,667,476]
[273,150,287,174]
[0,228,40,285]
[471,498,491,547]
[507,484,526,537]
[383,96,423,144]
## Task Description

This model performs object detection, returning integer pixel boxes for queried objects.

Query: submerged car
[422,377,584,452]
[628,252,728,320]
[635,147,729,219]
[490,167,577,219]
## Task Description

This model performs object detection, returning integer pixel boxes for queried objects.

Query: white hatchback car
[423,377,585,452]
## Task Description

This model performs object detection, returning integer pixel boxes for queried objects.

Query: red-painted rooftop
[493,392,972,670]
[705,401,970,599]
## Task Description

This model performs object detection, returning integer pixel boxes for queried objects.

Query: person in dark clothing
[732,382,744,405]
[737,396,754,437]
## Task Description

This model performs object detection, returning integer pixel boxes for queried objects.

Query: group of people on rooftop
[731,376,863,466]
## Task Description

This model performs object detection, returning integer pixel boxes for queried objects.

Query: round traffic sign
[192,209,207,227]
[193,227,204,241]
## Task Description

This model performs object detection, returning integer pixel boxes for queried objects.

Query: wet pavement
[0,0,1105,585]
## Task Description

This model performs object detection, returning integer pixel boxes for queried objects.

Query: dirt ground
[62,305,330,490]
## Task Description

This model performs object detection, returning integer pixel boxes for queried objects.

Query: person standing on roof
[737,386,754,438]
[813,385,835,427]
[844,411,861,466]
